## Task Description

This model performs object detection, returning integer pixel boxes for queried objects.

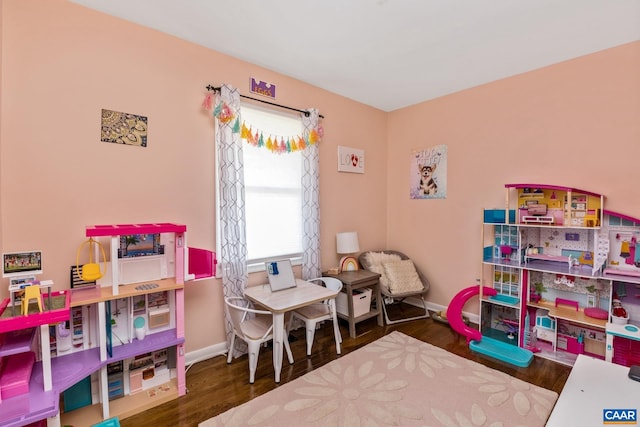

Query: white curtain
[211,84,322,354]
[301,109,321,280]
[215,85,248,352]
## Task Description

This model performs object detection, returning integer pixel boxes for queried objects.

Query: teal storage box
[484,209,516,223]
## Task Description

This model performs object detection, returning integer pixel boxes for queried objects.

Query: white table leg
[272,312,284,383]
[331,300,342,354]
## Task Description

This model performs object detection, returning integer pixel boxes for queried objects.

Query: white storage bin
[336,287,372,317]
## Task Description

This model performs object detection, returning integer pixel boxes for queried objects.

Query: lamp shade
[336,232,360,254]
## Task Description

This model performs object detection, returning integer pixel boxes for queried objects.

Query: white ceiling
[70,0,640,112]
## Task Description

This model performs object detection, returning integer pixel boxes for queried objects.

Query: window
[216,104,304,269]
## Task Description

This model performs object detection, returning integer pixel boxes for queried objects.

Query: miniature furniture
[0,351,35,399]
[324,269,383,337]
[243,279,339,382]
[225,296,294,384]
[358,250,430,325]
[9,279,53,316]
[20,285,43,315]
[288,277,343,356]
[546,355,640,426]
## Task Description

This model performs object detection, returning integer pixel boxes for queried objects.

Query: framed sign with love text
[337,146,365,174]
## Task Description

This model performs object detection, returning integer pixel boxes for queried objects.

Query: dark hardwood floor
[120,307,571,427]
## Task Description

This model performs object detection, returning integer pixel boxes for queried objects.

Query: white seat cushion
[295,303,330,319]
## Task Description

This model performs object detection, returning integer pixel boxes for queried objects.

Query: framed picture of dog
[410,145,447,199]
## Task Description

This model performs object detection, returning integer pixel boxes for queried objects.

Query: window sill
[213,256,303,278]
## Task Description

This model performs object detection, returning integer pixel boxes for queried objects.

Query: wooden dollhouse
[481,184,640,367]
[0,223,200,427]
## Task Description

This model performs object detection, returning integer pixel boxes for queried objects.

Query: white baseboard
[186,342,227,367]
[403,296,480,325]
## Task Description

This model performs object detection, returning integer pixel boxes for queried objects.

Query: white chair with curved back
[225,296,294,383]
[289,277,342,356]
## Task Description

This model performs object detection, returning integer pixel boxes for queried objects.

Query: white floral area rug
[199,331,558,426]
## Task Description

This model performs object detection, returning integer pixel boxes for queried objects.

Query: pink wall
[0,0,387,351]
[387,41,640,313]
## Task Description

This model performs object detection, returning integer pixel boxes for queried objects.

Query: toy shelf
[0,291,71,334]
[484,251,600,280]
[481,257,518,267]
[62,379,180,427]
[524,254,568,263]
[487,294,520,306]
[530,300,607,329]
[70,278,184,307]
[522,260,594,279]
[505,183,603,199]
[107,329,183,362]
[601,271,640,286]
[0,328,36,357]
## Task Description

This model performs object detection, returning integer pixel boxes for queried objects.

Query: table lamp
[337,231,360,272]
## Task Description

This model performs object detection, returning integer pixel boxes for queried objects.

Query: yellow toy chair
[21,284,43,315]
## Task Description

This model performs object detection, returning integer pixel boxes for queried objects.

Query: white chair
[289,277,342,356]
[225,296,293,383]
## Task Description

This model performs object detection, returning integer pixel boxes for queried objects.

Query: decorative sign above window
[250,78,276,99]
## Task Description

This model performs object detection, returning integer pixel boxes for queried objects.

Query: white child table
[546,354,640,426]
